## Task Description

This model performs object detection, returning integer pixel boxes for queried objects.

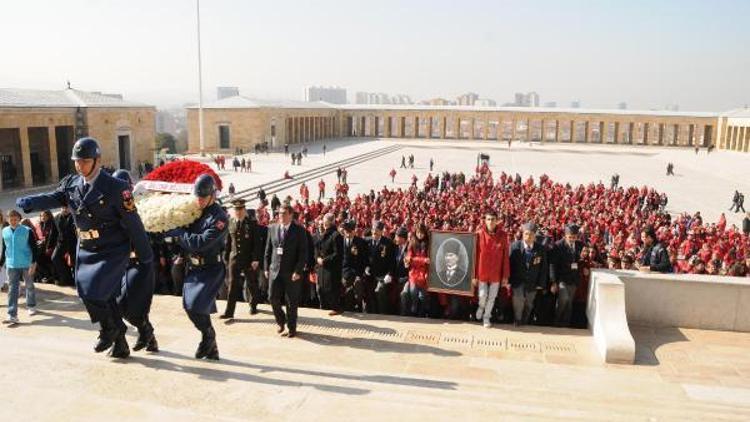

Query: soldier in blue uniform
[112,169,159,352]
[164,174,228,360]
[16,138,153,359]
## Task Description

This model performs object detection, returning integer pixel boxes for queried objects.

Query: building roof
[338,104,720,118]
[722,107,750,118]
[189,95,333,110]
[0,88,150,108]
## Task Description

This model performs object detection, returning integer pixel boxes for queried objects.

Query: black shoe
[145,336,159,352]
[205,342,219,360]
[94,329,117,353]
[287,330,297,338]
[109,335,130,359]
[219,313,233,320]
[196,337,217,359]
[249,306,258,315]
[133,324,155,352]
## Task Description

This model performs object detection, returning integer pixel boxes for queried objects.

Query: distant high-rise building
[617,102,627,110]
[457,92,479,106]
[570,100,581,108]
[355,91,412,105]
[475,98,497,107]
[544,101,557,108]
[305,86,347,104]
[527,92,540,107]
[512,92,540,107]
[391,94,413,104]
[217,86,239,100]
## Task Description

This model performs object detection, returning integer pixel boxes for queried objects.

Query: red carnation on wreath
[143,159,223,191]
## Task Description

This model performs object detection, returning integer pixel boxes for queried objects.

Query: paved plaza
[1,140,749,420]
[2,284,750,420]
[208,138,748,226]
[2,138,747,227]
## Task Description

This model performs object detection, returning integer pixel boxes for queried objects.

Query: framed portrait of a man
[427,231,476,296]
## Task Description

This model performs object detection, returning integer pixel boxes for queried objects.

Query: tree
[156,132,177,154]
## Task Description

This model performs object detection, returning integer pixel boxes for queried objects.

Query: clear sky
[2,0,748,110]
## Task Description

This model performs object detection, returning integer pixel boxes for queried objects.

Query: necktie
[280,226,286,243]
[82,183,90,196]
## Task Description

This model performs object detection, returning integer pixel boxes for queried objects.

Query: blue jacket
[19,171,153,302]
[0,225,37,269]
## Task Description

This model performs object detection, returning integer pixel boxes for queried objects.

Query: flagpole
[196,0,205,156]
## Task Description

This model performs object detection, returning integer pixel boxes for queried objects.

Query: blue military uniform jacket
[174,202,228,314]
[20,171,153,302]
[118,241,157,321]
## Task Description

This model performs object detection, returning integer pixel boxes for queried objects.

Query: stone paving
[2,284,750,420]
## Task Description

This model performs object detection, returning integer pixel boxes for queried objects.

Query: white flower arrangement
[136,192,202,233]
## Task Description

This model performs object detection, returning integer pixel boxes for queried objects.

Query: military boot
[133,319,158,352]
[93,319,118,353]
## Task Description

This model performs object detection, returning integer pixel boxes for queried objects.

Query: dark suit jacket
[365,235,395,278]
[342,236,369,281]
[264,222,308,282]
[550,239,584,286]
[508,240,549,290]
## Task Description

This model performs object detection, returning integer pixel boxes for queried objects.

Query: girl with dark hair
[36,210,59,283]
[400,223,430,316]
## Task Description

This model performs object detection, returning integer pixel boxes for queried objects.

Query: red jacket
[406,246,429,289]
[475,226,510,283]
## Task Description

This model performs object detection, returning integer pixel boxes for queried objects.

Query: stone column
[584,121,592,143]
[526,119,531,142]
[555,120,561,142]
[628,122,635,145]
[441,116,447,139]
[658,123,664,145]
[470,118,476,140]
[511,118,517,142]
[427,117,433,139]
[483,119,489,140]
[643,123,650,145]
[688,124,695,146]
[540,120,546,143]
[569,120,575,142]
[454,117,461,139]
[612,122,619,144]
[47,126,59,183]
[599,121,606,143]
[20,127,33,187]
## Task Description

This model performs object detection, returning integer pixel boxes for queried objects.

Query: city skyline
[2,0,748,111]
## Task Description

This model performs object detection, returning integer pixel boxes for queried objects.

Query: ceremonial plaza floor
[1,139,749,420]
[2,284,750,420]
[1,137,748,227]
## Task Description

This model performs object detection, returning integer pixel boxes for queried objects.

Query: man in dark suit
[366,220,395,314]
[341,220,369,312]
[509,222,549,326]
[550,224,584,327]
[315,213,343,315]
[264,203,308,337]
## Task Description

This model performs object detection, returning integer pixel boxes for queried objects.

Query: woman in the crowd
[0,209,7,293]
[400,223,430,317]
[36,210,58,283]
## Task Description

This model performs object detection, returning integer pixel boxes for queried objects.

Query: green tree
[156,132,177,153]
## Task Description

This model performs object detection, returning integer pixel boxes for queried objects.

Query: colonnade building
[187,96,749,153]
[0,88,155,192]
